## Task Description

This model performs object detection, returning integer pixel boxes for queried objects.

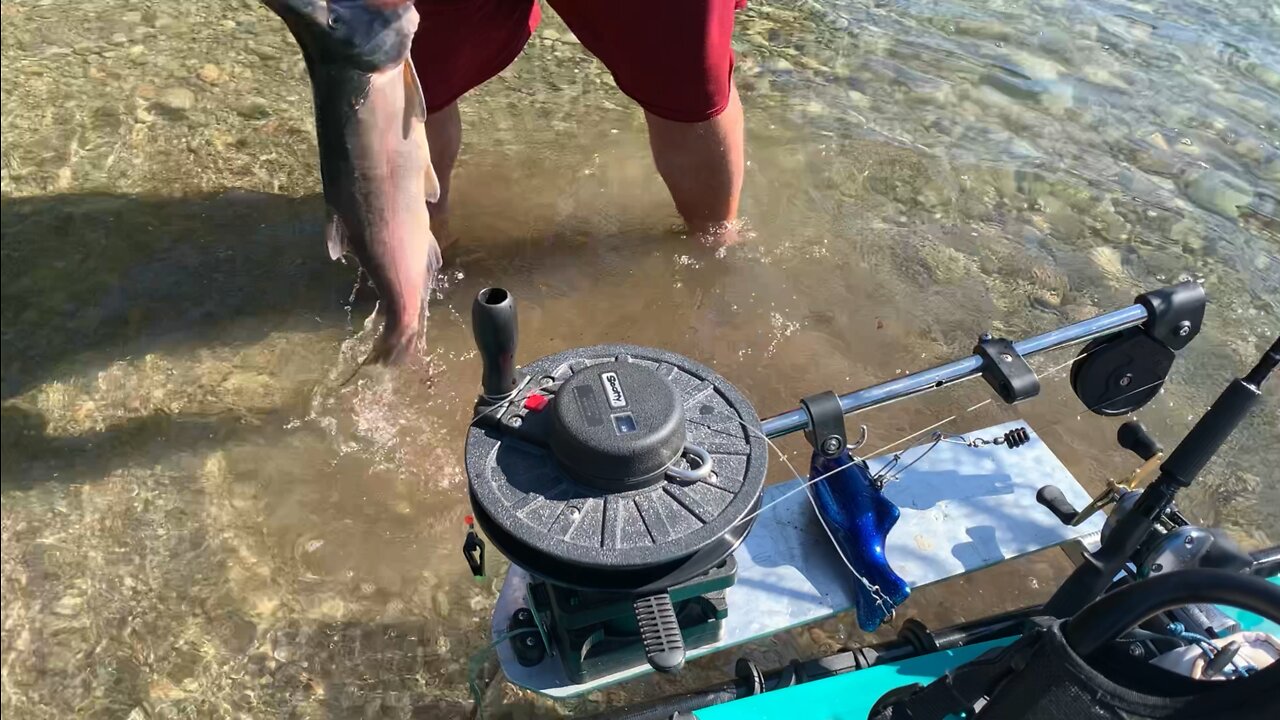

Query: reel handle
[472,287,521,402]
[1036,485,1079,526]
[1117,420,1161,461]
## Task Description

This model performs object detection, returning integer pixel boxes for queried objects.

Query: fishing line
[467,375,535,429]
[688,341,1172,618]
[727,371,1168,529]
[866,344,1095,458]
[467,361,1172,658]
[469,334,1168,629]
[865,407,982,459]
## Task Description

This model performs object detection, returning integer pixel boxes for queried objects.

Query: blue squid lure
[809,449,911,632]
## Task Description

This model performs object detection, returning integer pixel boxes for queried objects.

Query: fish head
[261,0,418,72]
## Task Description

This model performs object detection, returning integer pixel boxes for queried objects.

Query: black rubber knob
[472,288,519,400]
[1203,640,1243,678]
[1037,485,1078,525]
[507,607,545,667]
[1117,420,1161,461]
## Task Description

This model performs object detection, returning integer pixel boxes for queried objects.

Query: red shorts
[411,0,745,123]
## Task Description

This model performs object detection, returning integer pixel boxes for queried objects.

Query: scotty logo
[600,372,627,408]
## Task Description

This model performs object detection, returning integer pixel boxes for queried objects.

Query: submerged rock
[1088,246,1127,284]
[236,97,272,119]
[156,86,196,112]
[979,68,1050,101]
[1179,169,1254,219]
[196,63,224,85]
[917,240,981,284]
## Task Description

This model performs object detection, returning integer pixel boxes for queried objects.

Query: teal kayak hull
[697,576,1280,720]
[695,638,1012,720]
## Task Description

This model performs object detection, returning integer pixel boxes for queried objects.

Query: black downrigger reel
[462,288,769,682]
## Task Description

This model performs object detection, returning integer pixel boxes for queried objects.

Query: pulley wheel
[1070,328,1174,416]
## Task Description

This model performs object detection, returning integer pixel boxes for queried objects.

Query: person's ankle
[689,218,742,249]
[428,203,454,249]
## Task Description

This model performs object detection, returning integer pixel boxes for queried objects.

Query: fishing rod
[584,542,1280,720]
[1043,333,1280,617]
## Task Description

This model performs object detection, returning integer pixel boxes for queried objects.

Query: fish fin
[357,328,416,374]
[427,232,444,281]
[325,208,349,261]
[424,163,441,205]
[404,58,427,122]
[347,232,441,380]
[403,58,442,203]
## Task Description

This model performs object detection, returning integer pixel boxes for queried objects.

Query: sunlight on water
[2,0,1277,717]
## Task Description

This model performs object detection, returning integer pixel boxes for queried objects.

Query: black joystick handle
[472,288,520,402]
[1037,485,1079,525]
[1117,420,1162,461]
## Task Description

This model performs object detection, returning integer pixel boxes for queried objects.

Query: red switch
[523,394,549,412]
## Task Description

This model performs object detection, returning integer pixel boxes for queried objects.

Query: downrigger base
[519,557,736,683]
[464,288,768,683]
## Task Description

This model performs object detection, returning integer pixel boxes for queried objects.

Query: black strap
[871,625,1048,720]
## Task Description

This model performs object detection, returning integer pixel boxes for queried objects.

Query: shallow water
[2,0,1277,718]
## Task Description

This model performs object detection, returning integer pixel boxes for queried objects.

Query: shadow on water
[0,190,359,402]
[0,191,542,716]
[0,402,259,490]
[0,187,728,494]
[0,188,728,400]
[0,190,381,495]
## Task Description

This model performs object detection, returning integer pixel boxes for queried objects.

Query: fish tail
[339,330,415,386]
[339,234,441,384]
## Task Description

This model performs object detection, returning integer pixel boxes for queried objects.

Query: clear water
[2,0,1276,717]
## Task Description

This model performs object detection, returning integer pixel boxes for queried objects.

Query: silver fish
[263,0,441,365]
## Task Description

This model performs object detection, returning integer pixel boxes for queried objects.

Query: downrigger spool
[463,288,768,682]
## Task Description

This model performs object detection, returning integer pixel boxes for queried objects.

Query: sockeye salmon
[262,0,441,366]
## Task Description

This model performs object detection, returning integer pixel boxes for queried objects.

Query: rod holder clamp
[975,336,1040,404]
[801,391,847,458]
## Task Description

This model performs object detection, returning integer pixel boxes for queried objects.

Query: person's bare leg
[644,81,744,243]
[426,101,462,243]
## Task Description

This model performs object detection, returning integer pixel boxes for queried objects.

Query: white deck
[492,421,1107,698]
